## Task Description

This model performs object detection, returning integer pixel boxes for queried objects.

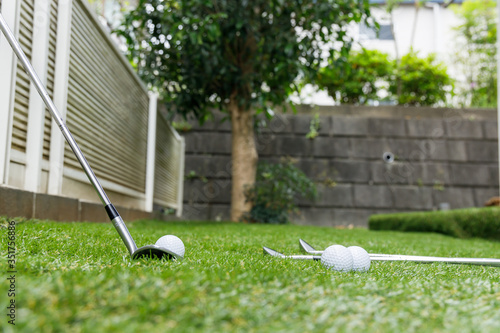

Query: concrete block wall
[180,106,499,227]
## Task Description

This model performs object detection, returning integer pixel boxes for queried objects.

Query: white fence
[0,0,184,215]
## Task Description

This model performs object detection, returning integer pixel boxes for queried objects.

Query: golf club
[0,14,182,261]
[297,239,500,267]
[264,246,321,260]
[300,239,393,257]
[265,245,370,272]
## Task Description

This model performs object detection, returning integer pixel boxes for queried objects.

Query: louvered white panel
[42,0,58,161]
[65,0,149,193]
[154,114,182,208]
[11,0,34,154]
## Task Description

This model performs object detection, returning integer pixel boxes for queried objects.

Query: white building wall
[360,6,462,64]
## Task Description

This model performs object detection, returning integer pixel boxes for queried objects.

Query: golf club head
[132,245,184,261]
[263,246,321,261]
[299,239,316,253]
[299,239,323,255]
[263,246,286,257]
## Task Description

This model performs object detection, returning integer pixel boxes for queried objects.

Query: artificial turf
[1,217,500,332]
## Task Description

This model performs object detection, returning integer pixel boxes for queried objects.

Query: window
[378,25,394,40]
[359,23,394,40]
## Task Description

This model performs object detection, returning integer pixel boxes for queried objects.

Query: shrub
[243,159,317,224]
[316,49,453,106]
[172,120,193,132]
[317,48,393,104]
[305,114,321,140]
[389,51,454,106]
[369,207,500,240]
[451,0,497,108]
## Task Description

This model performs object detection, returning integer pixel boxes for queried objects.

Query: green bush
[369,207,500,240]
[243,159,317,224]
[389,51,454,106]
[316,49,453,106]
[317,48,393,105]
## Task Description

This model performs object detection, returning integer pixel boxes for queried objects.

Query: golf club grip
[0,14,138,256]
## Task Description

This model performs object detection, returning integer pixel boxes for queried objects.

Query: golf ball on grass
[155,235,185,257]
[321,245,353,272]
[348,246,371,272]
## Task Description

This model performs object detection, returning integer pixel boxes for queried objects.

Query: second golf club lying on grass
[0,14,184,261]
[264,245,372,272]
[298,239,500,267]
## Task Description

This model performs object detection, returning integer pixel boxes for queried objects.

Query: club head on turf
[132,245,184,261]
[263,247,286,257]
[299,239,317,253]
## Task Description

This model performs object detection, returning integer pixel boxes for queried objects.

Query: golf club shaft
[371,255,500,266]
[299,239,498,262]
[296,247,500,267]
[284,254,500,266]
[284,255,321,260]
[0,14,137,256]
[305,249,446,259]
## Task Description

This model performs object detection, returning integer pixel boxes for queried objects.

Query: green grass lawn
[1,217,500,332]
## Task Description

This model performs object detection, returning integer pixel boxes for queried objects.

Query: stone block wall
[180,106,499,227]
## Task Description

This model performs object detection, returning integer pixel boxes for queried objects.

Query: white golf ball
[320,245,353,272]
[155,235,185,257]
[348,246,371,272]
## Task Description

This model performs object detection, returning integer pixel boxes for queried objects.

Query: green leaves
[369,207,500,240]
[317,48,393,105]
[390,50,453,106]
[243,159,317,224]
[451,0,497,108]
[316,48,453,106]
[115,0,372,120]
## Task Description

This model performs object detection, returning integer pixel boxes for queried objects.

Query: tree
[117,0,372,221]
[451,0,497,107]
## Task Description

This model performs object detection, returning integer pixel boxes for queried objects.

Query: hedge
[368,207,500,240]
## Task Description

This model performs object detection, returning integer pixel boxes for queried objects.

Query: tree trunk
[410,2,420,49]
[229,99,258,222]
[390,12,402,99]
